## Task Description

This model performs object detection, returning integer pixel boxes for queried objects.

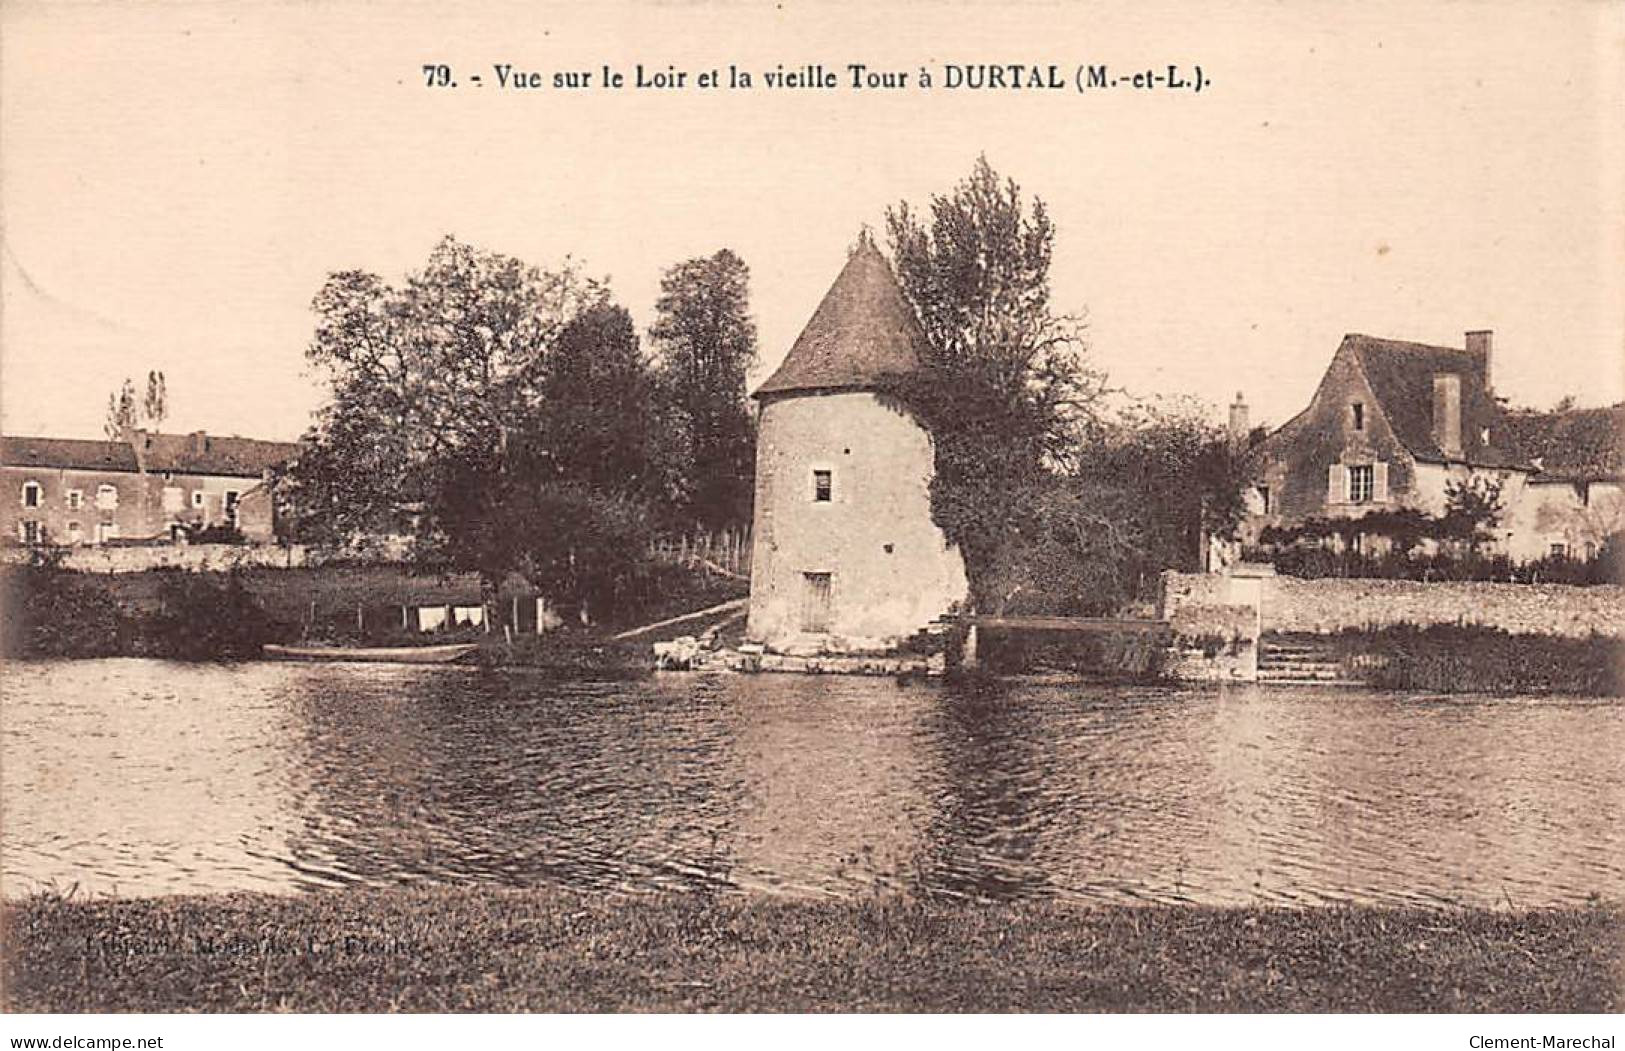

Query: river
[2,659,1620,907]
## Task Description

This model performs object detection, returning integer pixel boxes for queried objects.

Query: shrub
[0,551,128,658]
[1330,624,1622,696]
[142,571,289,659]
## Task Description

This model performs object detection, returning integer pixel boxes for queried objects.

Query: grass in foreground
[3,887,1619,1013]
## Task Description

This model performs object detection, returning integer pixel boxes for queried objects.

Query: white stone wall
[1502,479,1624,562]
[0,542,309,573]
[746,391,968,653]
[1165,571,1625,638]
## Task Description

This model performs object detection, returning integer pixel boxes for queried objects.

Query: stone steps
[1258,634,1360,686]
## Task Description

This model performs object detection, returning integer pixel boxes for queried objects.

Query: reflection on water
[3,659,1621,906]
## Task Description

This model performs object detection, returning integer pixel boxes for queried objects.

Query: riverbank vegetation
[3,886,1616,1012]
[1329,624,1623,696]
[880,158,1251,618]
[1251,494,1624,586]
[0,554,740,669]
[276,238,759,625]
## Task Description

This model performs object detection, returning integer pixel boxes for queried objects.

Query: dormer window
[1351,402,1365,431]
[812,470,833,502]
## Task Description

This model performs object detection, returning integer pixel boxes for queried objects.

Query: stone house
[2,429,298,547]
[1498,405,1624,562]
[1240,330,1622,560]
[746,232,968,654]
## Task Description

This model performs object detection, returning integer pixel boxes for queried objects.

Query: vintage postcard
[1,0,1621,1039]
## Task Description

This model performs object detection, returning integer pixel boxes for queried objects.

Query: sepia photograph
[1,0,1621,1037]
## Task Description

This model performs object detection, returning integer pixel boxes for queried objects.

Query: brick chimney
[1228,391,1250,444]
[189,430,208,456]
[1465,329,1493,395]
[1432,374,1462,457]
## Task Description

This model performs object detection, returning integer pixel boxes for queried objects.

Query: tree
[103,371,168,440]
[883,156,1105,609]
[648,249,759,530]
[283,237,687,621]
[523,301,674,502]
[103,379,137,441]
[1439,475,1506,557]
[142,371,167,428]
[281,236,604,554]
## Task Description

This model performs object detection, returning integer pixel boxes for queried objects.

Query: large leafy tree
[883,156,1105,610]
[523,301,674,502]
[281,236,603,558]
[648,249,759,530]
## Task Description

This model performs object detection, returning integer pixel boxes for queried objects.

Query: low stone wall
[1,543,310,574]
[1162,571,1625,639]
[1264,576,1625,638]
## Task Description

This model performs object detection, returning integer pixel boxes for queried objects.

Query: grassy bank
[1331,624,1623,695]
[3,887,1618,1013]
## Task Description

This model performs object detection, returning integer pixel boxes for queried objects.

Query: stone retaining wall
[1162,571,1625,639]
[1,543,310,574]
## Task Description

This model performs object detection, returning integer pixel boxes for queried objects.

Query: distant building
[1241,330,1623,560]
[746,232,968,653]
[2,430,298,547]
[1498,404,1624,561]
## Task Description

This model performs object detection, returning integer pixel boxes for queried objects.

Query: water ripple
[2,660,1621,906]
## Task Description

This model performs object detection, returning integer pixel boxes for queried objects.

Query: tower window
[812,470,832,502]
[1351,402,1365,431]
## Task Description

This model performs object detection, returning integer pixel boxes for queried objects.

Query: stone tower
[746,232,968,654]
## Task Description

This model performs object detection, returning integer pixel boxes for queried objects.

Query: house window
[96,522,120,543]
[223,489,241,526]
[19,520,42,544]
[1349,464,1375,504]
[65,489,83,510]
[95,484,119,510]
[1258,486,1271,514]
[66,521,83,544]
[812,470,832,503]
[1550,542,1567,559]
[1351,402,1365,431]
[21,481,42,508]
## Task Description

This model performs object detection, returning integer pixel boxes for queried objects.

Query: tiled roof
[2,432,298,478]
[1500,404,1624,482]
[1345,334,1530,469]
[2,436,138,473]
[753,233,930,398]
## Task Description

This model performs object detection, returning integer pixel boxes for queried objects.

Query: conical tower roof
[754,231,931,398]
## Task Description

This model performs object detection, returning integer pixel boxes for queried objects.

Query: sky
[2,0,1622,443]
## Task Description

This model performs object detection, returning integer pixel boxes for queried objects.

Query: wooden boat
[261,642,479,665]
